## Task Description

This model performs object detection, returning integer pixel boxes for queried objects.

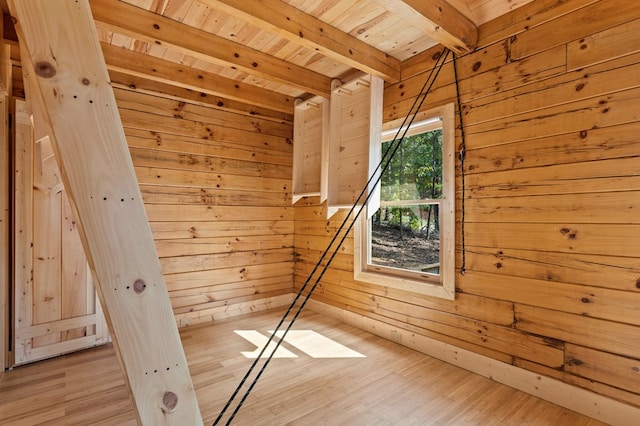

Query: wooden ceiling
[6,0,536,118]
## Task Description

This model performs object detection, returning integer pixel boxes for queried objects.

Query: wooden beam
[101,42,294,114]
[379,0,478,54]
[0,22,9,373]
[7,1,202,424]
[89,0,332,97]
[200,0,401,83]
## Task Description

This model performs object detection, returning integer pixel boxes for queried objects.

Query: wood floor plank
[0,308,606,425]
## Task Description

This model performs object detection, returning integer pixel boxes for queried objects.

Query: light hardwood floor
[0,307,606,425]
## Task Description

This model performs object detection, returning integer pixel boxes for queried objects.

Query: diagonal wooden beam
[379,0,478,54]
[89,0,332,97]
[200,0,401,83]
[7,0,202,423]
[101,42,294,114]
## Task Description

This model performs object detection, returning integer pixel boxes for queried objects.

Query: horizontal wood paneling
[464,245,640,292]
[389,44,567,122]
[135,166,290,192]
[115,88,294,323]
[464,192,640,224]
[130,147,292,179]
[464,122,640,175]
[567,17,640,71]
[165,262,293,292]
[464,223,640,259]
[140,185,292,207]
[145,205,292,222]
[149,220,293,240]
[295,0,640,412]
[515,305,640,360]
[463,51,640,126]
[514,357,640,409]
[510,0,640,60]
[464,86,640,148]
[160,248,293,275]
[565,343,640,395]
[477,0,600,48]
[458,271,640,326]
[125,128,292,166]
[120,110,292,152]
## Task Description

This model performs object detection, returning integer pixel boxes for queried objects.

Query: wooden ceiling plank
[89,0,332,97]
[101,42,294,114]
[379,0,478,54]
[7,1,202,423]
[200,0,401,83]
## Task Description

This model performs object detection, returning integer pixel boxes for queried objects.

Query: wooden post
[7,1,203,424]
[0,12,11,374]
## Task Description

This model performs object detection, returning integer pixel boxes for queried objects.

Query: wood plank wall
[113,88,295,327]
[294,0,640,409]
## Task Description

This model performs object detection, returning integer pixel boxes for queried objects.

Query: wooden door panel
[13,99,109,365]
[61,192,96,342]
[31,186,62,349]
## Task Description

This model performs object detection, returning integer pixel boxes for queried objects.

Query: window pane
[369,204,440,275]
[380,129,443,202]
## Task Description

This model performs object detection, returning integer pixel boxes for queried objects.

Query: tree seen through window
[369,128,443,275]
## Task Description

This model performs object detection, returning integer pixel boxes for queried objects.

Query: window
[354,103,455,299]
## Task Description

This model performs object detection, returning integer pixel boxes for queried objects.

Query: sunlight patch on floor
[234,330,297,358]
[234,330,366,359]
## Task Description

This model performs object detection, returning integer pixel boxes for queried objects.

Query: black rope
[452,53,467,276]
[213,48,452,426]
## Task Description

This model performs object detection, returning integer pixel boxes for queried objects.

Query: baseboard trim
[306,299,640,426]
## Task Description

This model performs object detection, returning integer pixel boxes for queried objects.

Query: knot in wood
[133,279,146,294]
[34,61,57,79]
[162,391,178,411]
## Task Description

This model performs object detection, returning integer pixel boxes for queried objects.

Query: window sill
[353,268,455,300]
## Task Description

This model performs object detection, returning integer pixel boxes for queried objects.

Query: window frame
[354,103,456,300]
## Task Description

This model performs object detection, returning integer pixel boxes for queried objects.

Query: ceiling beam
[380,0,478,54]
[89,0,332,97]
[7,0,202,423]
[201,0,401,83]
[101,42,294,114]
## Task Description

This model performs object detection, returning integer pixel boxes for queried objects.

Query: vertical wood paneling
[295,0,640,410]
[31,189,62,348]
[61,192,90,341]
[13,100,34,363]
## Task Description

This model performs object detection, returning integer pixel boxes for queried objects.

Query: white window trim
[354,103,456,300]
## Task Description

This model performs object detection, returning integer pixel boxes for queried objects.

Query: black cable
[452,53,467,275]
[214,48,451,426]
